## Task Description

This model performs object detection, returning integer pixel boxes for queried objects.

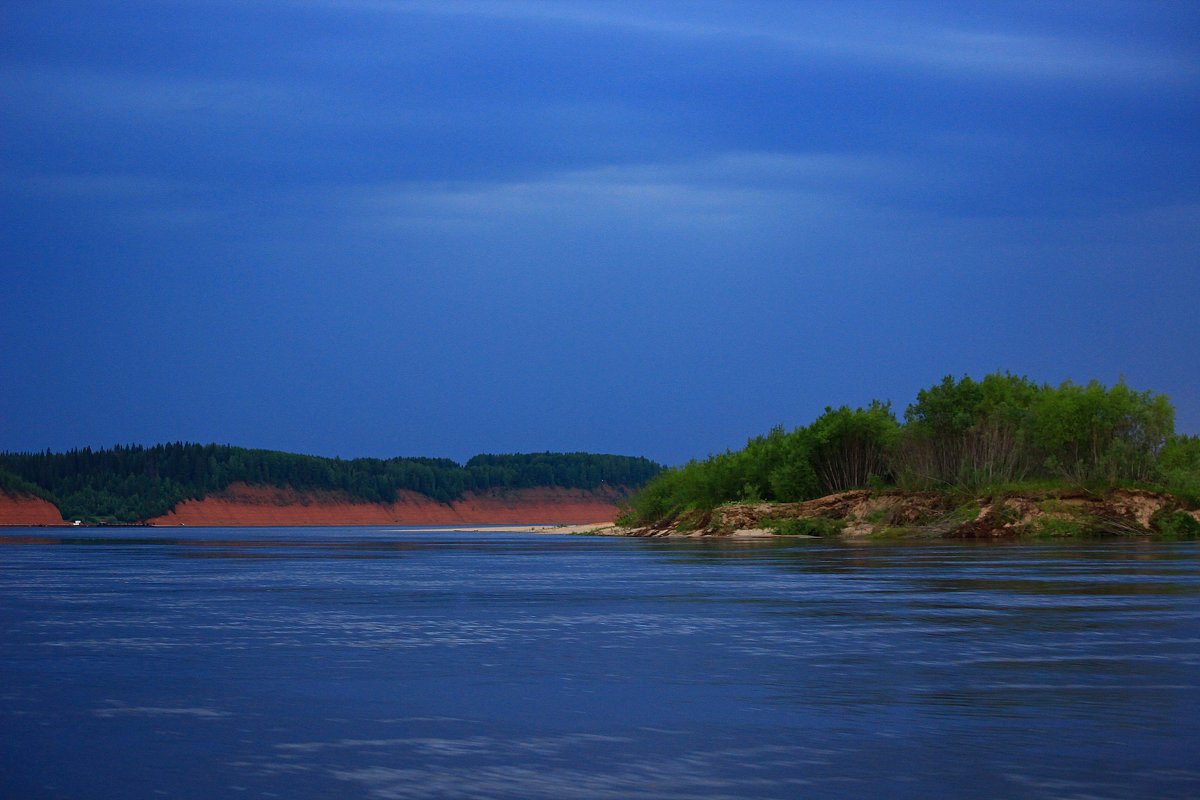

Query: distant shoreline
[6,488,1196,540]
[0,483,626,528]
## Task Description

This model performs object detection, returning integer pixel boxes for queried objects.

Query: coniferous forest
[0,446,663,524]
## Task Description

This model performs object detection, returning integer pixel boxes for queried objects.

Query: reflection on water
[1,528,1198,799]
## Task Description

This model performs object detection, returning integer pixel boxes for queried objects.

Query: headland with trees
[618,373,1200,539]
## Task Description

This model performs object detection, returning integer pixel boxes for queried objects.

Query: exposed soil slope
[0,492,66,526]
[148,483,625,526]
[620,488,1200,538]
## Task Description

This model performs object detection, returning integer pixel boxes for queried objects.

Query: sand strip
[379,523,617,534]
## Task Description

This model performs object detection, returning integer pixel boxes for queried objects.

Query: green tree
[808,402,898,494]
[1031,379,1173,483]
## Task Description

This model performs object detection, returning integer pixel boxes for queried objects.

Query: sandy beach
[387,523,786,538]
[379,522,619,534]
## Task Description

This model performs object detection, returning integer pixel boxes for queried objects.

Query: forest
[622,373,1200,527]
[0,445,662,524]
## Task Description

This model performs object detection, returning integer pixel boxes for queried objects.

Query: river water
[1,527,1198,799]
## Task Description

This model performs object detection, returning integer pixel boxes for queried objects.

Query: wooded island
[618,373,1200,539]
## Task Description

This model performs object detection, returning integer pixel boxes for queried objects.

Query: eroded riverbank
[610,488,1200,539]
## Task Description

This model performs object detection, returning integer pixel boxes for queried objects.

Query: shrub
[760,516,845,537]
[1159,435,1200,507]
[895,373,1039,488]
[808,402,899,494]
[1150,508,1200,540]
[1023,516,1094,539]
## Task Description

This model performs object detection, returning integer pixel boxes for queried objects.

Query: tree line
[0,444,663,523]
[623,373,1200,526]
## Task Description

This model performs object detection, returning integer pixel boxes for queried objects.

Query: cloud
[2,66,267,115]
[882,28,1196,83]
[12,173,202,199]
[0,64,367,132]
[340,150,922,234]
[297,0,1198,84]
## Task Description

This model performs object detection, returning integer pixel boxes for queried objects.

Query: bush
[808,402,899,494]
[1022,516,1095,539]
[895,373,1038,487]
[1150,508,1200,540]
[1159,435,1200,507]
[760,516,845,537]
[1031,379,1173,484]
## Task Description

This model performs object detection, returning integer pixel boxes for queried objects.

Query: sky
[2,1,1198,466]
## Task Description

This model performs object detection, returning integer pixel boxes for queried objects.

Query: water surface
[2,527,1198,798]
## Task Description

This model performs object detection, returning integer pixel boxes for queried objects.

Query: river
[2,527,1198,799]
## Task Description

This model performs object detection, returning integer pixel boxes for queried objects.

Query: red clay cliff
[1,483,624,527]
[151,483,624,526]
[0,491,67,526]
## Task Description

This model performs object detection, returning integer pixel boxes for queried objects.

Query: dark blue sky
[3,1,1198,465]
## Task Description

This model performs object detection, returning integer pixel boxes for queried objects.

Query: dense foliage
[623,373,1195,526]
[1159,435,1200,506]
[0,466,47,499]
[0,444,662,523]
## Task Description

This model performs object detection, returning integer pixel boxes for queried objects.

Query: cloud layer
[2,1,1197,461]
